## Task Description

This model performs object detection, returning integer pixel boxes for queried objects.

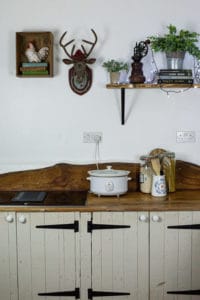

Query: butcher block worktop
[0,160,200,211]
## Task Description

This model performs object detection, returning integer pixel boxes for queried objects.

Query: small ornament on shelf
[129,40,150,83]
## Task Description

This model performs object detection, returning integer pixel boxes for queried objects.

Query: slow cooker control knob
[105,181,114,192]
[106,166,112,170]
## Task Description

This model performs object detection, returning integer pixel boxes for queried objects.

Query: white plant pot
[110,72,120,84]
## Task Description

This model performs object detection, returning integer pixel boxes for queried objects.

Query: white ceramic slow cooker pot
[87,166,131,196]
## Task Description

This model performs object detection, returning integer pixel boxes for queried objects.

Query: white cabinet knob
[139,215,148,222]
[152,215,160,222]
[5,215,14,223]
[18,215,26,224]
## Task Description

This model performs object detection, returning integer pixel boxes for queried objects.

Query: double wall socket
[176,131,196,143]
[83,132,103,143]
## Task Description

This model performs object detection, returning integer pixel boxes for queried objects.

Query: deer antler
[59,31,76,58]
[81,29,98,58]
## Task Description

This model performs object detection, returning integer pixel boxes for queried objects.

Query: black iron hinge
[38,287,80,298]
[88,288,130,299]
[167,289,200,295]
[36,220,79,232]
[87,220,130,232]
[168,224,200,230]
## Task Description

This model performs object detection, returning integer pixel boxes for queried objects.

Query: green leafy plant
[102,59,129,72]
[148,24,200,60]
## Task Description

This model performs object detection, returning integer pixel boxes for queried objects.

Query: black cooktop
[0,191,87,206]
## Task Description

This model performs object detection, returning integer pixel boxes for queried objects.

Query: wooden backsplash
[0,160,199,191]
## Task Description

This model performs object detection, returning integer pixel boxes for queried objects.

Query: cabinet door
[91,212,149,300]
[150,211,200,300]
[0,212,18,300]
[16,212,80,300]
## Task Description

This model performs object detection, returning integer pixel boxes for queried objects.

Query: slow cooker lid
[88,165,130,177]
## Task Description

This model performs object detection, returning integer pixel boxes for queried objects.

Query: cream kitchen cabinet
[150,211,200,300]
[0,212,79,300]
[0,212,18,300]
[2,210,199,300]
[0,211,149,300]
[90,212,149,300]
[17,212,79,300]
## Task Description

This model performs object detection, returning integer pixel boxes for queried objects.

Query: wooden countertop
[1,190,200,212]
[0,160,199,212]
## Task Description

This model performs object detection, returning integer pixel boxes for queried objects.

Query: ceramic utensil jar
[151,175,167,197]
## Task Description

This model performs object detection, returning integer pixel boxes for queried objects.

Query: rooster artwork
[59,29,98,95]
[25,41,49,63]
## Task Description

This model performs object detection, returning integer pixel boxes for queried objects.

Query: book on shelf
[158,69,192,76]
[22,62,48,67]
[20,66,47,72]
[22,70,49,75]
[158,78,194,84]
[158,75,193,80]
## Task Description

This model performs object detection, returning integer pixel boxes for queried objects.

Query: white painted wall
[0,0,200,173]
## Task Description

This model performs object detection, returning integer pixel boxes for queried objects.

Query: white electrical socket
[83,132,103,143]
[176,131,196,143]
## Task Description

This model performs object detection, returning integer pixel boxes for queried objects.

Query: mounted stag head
[59,29,98,95]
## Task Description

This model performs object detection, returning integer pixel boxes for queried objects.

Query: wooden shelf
[106,83,200,89]
[106,83,200,125]
[16,31,53,77]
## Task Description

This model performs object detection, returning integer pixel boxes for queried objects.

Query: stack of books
[157,69,193,84]
[20,62,49,76]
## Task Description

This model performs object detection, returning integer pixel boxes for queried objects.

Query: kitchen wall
[0,0,200,173]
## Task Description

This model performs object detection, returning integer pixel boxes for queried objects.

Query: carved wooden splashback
[0,160,199,191]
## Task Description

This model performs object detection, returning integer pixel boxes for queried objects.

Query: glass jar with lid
[140,155,153,193]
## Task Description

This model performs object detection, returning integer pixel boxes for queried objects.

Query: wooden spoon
[151,157,161,176]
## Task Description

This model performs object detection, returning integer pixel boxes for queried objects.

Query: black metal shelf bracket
[121,88,125,125]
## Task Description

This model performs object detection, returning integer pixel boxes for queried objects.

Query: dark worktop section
[0,191,87,207]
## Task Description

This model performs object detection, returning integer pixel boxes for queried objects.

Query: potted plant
[148,24,200,69]
[102,59,129,83]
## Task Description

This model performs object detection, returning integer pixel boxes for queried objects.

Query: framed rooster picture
[16,32,53,77]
